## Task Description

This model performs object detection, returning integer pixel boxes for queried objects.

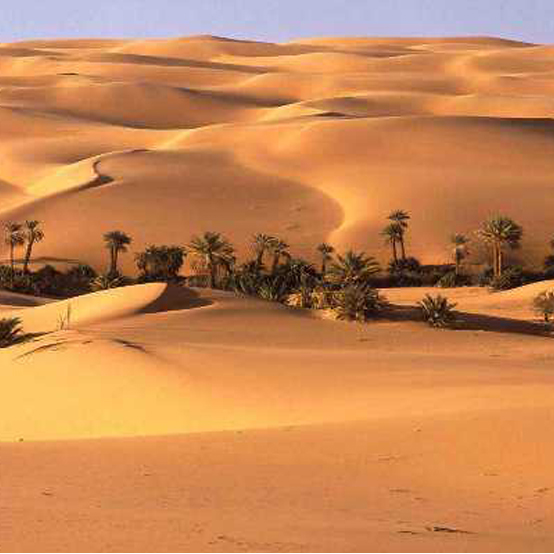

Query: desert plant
[188,232,235,289]
[451,233,470,275]
[316,243,335,275]
[436,271,471,288]
[136,245,186,281]
[477,216,522,278]
[388,210,410,260]
[489,266,525,291]
[533,290,554,323]
[0,317,24,348]
[381,222,403,264]
[328,250,380,286]
[418,294,457,328]
[269,239,290,274]
[90,273,126,291]
[388,256,421,275]
[334,284,387,322]
[22,220,45,274]
[103,230,132,277]
[252,233,277,270]
[4,222,25,288]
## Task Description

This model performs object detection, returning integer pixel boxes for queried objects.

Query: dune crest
[0,35,553,270]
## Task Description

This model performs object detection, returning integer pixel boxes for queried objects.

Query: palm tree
[4,223,25,287]
[188,231,235,288]
[451,233,470,275]
[22,220,44,274]
[252,234,276,269]
[327,250,380,286]
[269,239,290,273]
[388,210,410,260]
[316,243,335,275]
[381,223,403,263]
[477,216,522,278]
[103,231,132,276]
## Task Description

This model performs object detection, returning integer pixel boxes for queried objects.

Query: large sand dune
[1,34,554,270]
[2,34,554,552]
[2,281,554,551]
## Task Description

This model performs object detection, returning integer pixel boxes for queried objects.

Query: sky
[2,0,553,44]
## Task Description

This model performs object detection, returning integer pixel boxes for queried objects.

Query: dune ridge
[2,35,554,552]
[0,35,554,270]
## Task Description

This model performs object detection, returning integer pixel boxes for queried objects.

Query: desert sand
[1,35,554,552]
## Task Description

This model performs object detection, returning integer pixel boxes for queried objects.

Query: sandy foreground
[1,33,554,552]
[1,283,554,552]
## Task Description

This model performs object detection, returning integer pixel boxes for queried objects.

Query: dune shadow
[382,304,552,338]
[140,285,213,315]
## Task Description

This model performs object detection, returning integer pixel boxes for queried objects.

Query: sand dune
[0,35,554,269]
[1,282,554,550]
[2,34,554,552]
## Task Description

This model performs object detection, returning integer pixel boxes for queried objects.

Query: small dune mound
[13,283,210,334]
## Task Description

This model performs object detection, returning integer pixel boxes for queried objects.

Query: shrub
[0,317,24,348]
[90,274,128,291]
[418,294,457,328]
[533,290,554,323]
[489,266,525,291]
[334,284,388,322]
[388,257,421,274]
[135,245,186,282]
[436,271,472,288]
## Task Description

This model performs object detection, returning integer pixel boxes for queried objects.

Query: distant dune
[0,35,554,271]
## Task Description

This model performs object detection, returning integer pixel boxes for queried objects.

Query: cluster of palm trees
[0,211,540,296]
[3,221,44,285]
[379,210,525,280]
[381,210,411,264]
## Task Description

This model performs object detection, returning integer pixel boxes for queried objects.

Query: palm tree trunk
[497,246,503,278]
[23,239,34,274]
[399,236,406,260]
[9,243,14,288]
[109,247,117,276]
[455,255,459,276]
[256,250,264,270]
[321,258,326,275]
[271,254,280,274]
[392,240,398,263]
[492,243,501,278]
[208,254,216,288]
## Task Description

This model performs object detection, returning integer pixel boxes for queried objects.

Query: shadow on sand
[384,304,553,338]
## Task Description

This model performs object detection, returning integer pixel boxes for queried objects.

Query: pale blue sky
[3,0,553,44]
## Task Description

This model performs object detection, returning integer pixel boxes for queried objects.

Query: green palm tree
[269,239,290,273]
[388,210,410,260]
[103,231,132,276]
[188,231,235,288]
[451,233,470,275]
[22,220,45,274]
[381,223,403,263]
[252,234,276,269]
[316,243,335,275]
[4,223,25,287]
[477,216,522,278]
[327,250,380,286]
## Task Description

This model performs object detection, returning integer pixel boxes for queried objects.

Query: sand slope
[1,282,554,551]
[2,34,554,552]
[1,35,554,269]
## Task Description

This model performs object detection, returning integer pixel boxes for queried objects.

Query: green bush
[436,271,471,288]
[334,284,388,322]
[418,294,457,328]
[0,317,25,348]
[533,290,554,323]
[90,274,128,292]
[489,266,525,291]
